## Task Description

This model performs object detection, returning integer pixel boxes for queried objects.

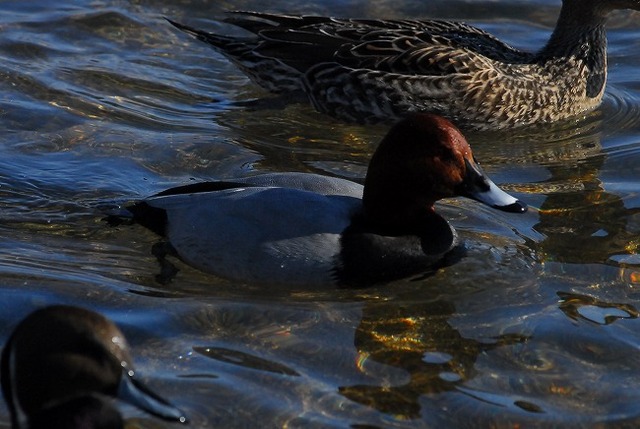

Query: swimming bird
[118,114,527,287]
[1,305,187,429]
[166,0,640,131]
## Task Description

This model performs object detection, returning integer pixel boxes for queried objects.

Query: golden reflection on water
[340,299,529,419]
[1,0,640,428]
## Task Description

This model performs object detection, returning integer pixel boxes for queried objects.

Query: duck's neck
[362,186,438,236]
[537,3,609,97]
[540,9,608,57]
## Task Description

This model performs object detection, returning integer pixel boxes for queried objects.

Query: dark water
[0,0,640,427]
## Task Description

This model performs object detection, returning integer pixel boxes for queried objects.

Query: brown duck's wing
[336,22,532,71]
[225,14,531,73]
[224,11,333,32]
[334,36,501,77]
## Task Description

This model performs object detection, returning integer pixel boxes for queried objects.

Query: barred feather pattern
[168,1,638,130]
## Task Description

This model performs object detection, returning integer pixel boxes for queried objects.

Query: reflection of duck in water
[340,299,528,419]
[532,147,640,265]
[1,305,187,429]
[168,0,640,130]
[113,114,525,287]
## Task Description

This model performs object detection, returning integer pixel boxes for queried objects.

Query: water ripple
[0,2,639,428]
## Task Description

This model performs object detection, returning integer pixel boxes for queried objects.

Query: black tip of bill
[499,199,528,213]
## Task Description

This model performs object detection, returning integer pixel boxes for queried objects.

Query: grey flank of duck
[118,114,526,287]
[167,0,640,130]
[1,305,187,429]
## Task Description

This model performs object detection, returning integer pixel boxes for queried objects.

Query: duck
[117,114,527,287]
[1,305,187,429]
[166,0,640,131]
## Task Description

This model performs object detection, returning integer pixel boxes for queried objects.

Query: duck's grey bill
[117,371,188,423]
[463,159,527,213]
[473,179,527,213]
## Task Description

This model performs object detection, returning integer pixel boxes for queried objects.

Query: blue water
[0,0,640,427]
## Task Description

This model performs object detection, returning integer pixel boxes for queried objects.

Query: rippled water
[0,0,640,427]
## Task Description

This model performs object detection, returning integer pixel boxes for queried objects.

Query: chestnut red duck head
[362,114,526,234]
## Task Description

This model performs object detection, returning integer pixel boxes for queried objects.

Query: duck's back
[236,172,364,197]
[225,13,531,71]
[145,185,361,286]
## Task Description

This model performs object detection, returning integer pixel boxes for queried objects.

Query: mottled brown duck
[168,0,640,130]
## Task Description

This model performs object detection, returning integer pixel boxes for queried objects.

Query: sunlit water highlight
[0,1,639,428]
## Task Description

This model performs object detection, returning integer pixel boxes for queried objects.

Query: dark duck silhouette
[1,305,187,428]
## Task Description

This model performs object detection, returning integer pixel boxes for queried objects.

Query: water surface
[0,0,640,428]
